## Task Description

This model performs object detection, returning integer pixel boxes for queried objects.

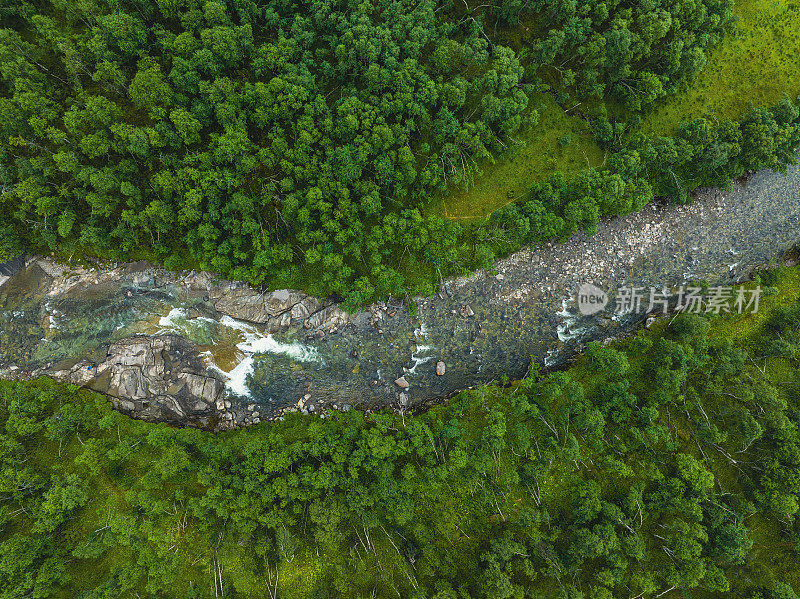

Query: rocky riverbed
[2,154,800,429]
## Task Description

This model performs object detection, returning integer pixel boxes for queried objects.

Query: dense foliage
[0,0,742,306]
[0,0,531,300]
[3,271,800,597]
[493,0,735,110]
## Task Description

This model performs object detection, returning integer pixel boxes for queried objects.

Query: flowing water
[1,154,800,425]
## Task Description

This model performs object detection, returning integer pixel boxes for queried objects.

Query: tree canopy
[0,0,747,305]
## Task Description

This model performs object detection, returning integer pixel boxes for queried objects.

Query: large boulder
[210,285,309,324]
[306,305,350,332]
[62,335,226,426]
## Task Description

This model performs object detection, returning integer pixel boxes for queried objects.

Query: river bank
[2,154,800,429]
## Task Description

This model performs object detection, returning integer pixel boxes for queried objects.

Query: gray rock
[436,361,446,376]
[266,289,306,317]
[291,296,321,320]
[209,285,308,324]
[79,336,225,427]
[211,287,272,323]
[394,376,410,388]
[307,305,350,331]
[270,288,291,302]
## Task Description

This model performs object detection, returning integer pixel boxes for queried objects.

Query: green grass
[639,0,800,136]
[436,0,800,220]
[708,264,800,342]
[429,93,605,220]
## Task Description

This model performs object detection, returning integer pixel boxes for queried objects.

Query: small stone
[304,393,312,400]
[495,274,505,280]
[394,376,410,389]
[247,403,256,411]
[464,305,475,317]
[224,400,232,409]
[253,417,261,424]
[436,361,446,376]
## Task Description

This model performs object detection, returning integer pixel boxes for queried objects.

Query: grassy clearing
[639,0,800,136]
[437,0,800,220]
[430,94,605,220]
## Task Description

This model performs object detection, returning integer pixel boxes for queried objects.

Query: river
[1,153,799,429]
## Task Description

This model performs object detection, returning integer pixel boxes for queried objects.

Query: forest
[4,2,800,595]
[0,0,775,306]
[0,0,800,599]
[3,267,800,597]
